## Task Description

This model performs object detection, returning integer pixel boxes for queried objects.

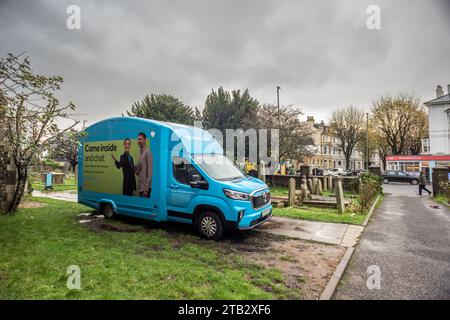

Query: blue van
[78,117,272,240]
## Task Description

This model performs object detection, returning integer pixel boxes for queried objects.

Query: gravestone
[288,178,296,207]
[299,179,310,204]
[323,176,328,192]
[328,175,333,192]
[258,160,266,183]
[317,179,323,195]
[312,178,318,194]
[432,167,449,196]
[307,178,314,194]
[335,176,345,214]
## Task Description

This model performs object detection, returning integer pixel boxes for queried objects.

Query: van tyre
[196,211,224,240]
[411,179,418,185]
[102,204,115,219]
[383,178,390,184]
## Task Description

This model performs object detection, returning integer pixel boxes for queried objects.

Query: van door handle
[169,184,178,189]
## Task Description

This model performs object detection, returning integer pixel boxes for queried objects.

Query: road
[334,183,450,299]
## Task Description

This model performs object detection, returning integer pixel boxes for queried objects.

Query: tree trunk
[345,154,351,170]
[7,166,28,213]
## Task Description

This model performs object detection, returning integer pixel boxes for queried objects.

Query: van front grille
[252,191,270,209]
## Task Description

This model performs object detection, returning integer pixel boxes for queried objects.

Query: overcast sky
[1,0,449,127]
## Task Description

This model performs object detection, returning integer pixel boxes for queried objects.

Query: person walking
[418,170,432,196]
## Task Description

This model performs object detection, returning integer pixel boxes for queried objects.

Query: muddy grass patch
[81,217,345,299]
[19,201,46,209]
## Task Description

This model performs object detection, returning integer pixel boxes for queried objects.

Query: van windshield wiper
[217,176,244,181]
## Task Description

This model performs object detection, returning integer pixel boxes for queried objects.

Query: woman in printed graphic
[111,138,136,196]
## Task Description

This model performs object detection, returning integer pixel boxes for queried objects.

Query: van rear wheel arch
[100,202,116,219]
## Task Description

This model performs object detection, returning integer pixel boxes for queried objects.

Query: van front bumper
[224,203,273,231]
[237,210,273,230]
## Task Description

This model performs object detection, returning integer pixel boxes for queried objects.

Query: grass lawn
[273,206,367,225]
[433,195,449,207]
[30,174,77,192]
[0,197,300,299]
[270,186,367,225]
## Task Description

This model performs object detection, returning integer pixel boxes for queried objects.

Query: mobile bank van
[78,117,272,239]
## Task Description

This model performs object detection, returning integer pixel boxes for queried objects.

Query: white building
[424,84,450,154]
[386,84,450,180]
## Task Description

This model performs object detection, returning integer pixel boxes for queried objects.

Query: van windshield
[193,154,244,181]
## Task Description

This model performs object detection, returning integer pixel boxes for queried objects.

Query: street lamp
[366,112,369,170]
[276,86,281,127]
[276,86,281,174]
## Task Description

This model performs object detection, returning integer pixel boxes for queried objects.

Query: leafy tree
[329,106,366,170]
[51,129,82,172]
[256,104,313,162]
[371,93,425,155]
[202,87,258,132]
[126,94,199,125]
[1,53,78,213]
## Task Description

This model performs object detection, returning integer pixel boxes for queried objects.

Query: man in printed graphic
[135,132,153,197]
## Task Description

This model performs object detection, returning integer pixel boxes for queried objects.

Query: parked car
[324,168,345,176]
[344,169,364,176]
[381,170,419,185]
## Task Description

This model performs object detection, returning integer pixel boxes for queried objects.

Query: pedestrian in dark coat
[418,170,431,196]
[112,138,137,196]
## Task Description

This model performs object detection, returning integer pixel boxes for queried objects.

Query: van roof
[86,117,223,155]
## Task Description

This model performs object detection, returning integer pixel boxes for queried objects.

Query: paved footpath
[334,183,450,299]
[258,216,363,247]
[32,190,77,202]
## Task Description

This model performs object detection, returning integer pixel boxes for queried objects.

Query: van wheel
[196,211,224,240]
[102,204,115,219]
[411,179,418,185]
[382,178,390,184]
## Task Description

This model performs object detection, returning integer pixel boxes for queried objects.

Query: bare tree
[256,104,313,162]
[405,107,428,155]
[356,121,378,167]
[371,93,424,155]
[1,53,78,213]
[329,106,366,170]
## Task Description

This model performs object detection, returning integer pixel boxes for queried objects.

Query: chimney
[436,85,444,98]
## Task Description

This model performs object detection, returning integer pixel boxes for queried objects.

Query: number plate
[261,208,271,218]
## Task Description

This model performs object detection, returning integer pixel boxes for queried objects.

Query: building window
[421,139,430,154]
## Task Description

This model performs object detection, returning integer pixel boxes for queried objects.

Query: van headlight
[223,189,250,201]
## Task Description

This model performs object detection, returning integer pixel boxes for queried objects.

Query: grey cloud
[1,0,449,124]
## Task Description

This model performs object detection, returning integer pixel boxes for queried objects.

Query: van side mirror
[190,175,208,189]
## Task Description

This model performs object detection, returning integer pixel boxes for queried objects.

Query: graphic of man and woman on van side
[111,132,153,198]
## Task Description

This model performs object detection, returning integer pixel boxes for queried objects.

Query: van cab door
[166,156,208,215]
